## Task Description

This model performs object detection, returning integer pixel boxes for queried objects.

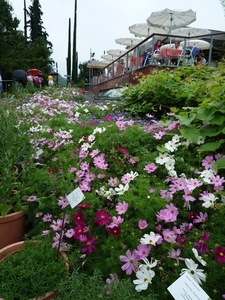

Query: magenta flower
[108,226,121,238]
[82,234,98,254]
[214,246,225,263]
[116,201,128,215]
[138,220,148,230]
[73,223,89,240]
[94,209,111,226]
[73,211,85,225]
[193,232,210,253]
[120,250,139,275]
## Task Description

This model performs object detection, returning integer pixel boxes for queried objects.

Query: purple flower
[120,250,139,275]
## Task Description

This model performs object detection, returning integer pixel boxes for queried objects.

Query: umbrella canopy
[129,23,167,37]
[115,37,143,47]
[101,54,115,61]
[180,39,211,50]
[12,70,27,82]
[87,60,110,69]
[107,49,127,57]
[171,27,211,38]
[27,69,42,76]
[147,8,196,33]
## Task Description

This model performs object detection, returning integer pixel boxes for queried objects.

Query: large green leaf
[198,141,222,152]
[213,158,225,170]
[175,113,196,126]
[180,126,200,143]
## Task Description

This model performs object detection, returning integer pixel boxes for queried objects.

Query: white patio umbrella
[101,54,115,61]
[115,37,143,47]
[129,23,167,37]
[107,49,127,56]
[147,8,196,33]
[171,27,211,38]
[180,39,211,50]
[87,60,110,69]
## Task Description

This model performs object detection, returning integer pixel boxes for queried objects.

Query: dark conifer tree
[67,18,71,77]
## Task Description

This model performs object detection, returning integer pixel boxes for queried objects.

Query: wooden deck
[90,64,174,97]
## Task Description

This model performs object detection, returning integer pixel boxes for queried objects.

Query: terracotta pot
[0,241,69,300]
[0,210,26,249]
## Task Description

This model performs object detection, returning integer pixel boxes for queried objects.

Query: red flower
[77,203,91,209]
[214,246,225,263]
[108,226,121,238]
[94,209,111,226]
[73,223,88,240]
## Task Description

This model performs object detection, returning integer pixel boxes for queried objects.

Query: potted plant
[0,102,34,248]
[0,236,69,300]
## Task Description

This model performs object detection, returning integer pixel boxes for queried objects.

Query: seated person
[153,39,163,64]
[171,41,183,65]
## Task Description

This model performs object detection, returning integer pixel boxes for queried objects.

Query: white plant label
[67,187,85,209]
[167,272,211,300]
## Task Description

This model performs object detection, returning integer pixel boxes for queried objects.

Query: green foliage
[58,269,158,300]
[0,103,34,216]
[0,237,67,300]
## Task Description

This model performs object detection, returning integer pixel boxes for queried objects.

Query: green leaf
[213,158,225,170]
[199,141,222,152]
[210,114,225,125]
[0,203,12,217]
[180,127,200,143]
[175,113,196,126]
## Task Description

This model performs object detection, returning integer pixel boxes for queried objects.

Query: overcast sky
[9,0,225,76]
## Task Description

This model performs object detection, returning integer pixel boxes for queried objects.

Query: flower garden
[1,63,225,299]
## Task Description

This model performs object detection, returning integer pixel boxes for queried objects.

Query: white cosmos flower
[164,140,178,152]
[202,193,218,208]
[172,134,181,144]
[192,248,207,266]
[127,171,139,180]
[165,158,175,170]
[139,257,158,272]
[133,268,154,292]
[180,258,206,285]
[199,169,217,184]
[140,231,160,246]
[155,153,170,165]
[196,135,205,145]
[114,184,129,195]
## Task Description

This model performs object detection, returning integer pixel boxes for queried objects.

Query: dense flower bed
[15,87,225,299]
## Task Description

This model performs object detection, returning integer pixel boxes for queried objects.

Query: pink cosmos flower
[134,244,151,259]
[42,230,50,236]
[202,155,215,169]
[42,213,52,222]
[51,219,63,231]
[35,212,43,218]
[214,247,225,263]
[94,209,111,226]
[27,195,37,202]
[168,248,185,264]
[138,220,148,230]
[193,212,208,224]
[108,177,118,187]
[120,250,139,275]
[65,228,75,238]
[69,167,77,173]
[108,216,124,228]
[144,163,157,173]
[116,201,128,215]
[58,196,69,209]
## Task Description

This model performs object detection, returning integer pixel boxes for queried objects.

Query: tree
[72,0,78,83]
[26,0,53,72]
[0,0,27,78]
[66,18,71,76]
